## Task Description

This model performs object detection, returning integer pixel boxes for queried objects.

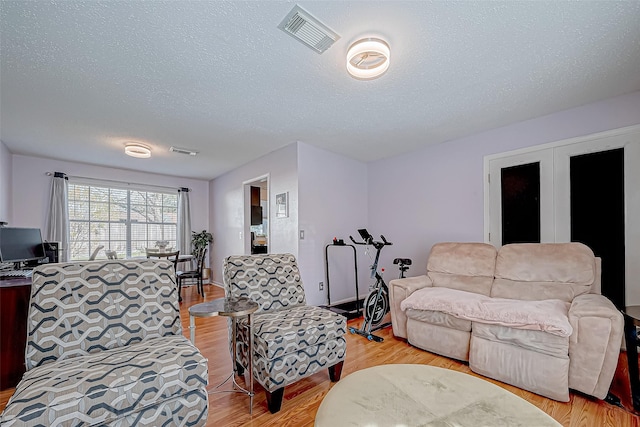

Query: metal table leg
[209,316,253,410]
[231,317,237,374]
[190,297,257,414]
[189,313,195,344]
[248,312,254,414]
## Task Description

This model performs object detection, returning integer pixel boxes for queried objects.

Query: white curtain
[45,172,70,262]
[177,188,192,256]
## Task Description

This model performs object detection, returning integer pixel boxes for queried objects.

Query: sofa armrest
[389,275,432,339]
[568,293,624,399]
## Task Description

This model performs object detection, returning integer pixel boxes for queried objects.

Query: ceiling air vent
[278,5,340,54]
[169,146,198,156]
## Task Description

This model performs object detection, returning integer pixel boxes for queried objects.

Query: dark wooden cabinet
[250,186,260,206]
[0,278,31,390]
[250,186,262,225]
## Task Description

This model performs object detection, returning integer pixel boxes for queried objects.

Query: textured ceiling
[2,1,640,180]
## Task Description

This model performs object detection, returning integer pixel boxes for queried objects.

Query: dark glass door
[570,148,625,309]
[501,162,541,245]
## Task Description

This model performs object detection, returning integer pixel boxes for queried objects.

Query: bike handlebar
[349,234,393,247]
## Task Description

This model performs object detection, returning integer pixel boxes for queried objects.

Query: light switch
[300,230,305,240]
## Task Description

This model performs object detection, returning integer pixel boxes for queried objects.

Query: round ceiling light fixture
[346,37,390,80]
[124,142,151,158]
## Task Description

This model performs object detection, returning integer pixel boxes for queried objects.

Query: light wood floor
[1,284,638,426]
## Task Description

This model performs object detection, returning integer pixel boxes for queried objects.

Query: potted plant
[191,230,213,252]
[191,230,213,279]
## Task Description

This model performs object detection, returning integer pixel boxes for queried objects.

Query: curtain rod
[45,172,191,192]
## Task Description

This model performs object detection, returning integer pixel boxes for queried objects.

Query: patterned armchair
[223,253,347,413]
[0,260,209,426]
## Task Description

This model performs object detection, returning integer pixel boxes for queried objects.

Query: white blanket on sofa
[400,287,572,337]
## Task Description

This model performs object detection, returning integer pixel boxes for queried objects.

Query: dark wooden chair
[146,250,180,279]
[177,248,207,302]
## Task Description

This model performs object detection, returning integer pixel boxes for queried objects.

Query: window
[68,183,177,260]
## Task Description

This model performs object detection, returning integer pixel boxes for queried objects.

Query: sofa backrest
[223,253,306,313]
[26,260,180,370]
[427,242,497,296]
[491,243,596,302]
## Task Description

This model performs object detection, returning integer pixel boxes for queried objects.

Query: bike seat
[393,258,412,265]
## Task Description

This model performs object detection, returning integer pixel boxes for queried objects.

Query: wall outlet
[319,281,324,291]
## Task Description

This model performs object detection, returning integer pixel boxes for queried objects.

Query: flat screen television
[0,227,46,264]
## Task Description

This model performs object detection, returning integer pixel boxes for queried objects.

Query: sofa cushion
[470,333,570,402]
[492,243,595,302]
[472,322,569,359]
[239,305,347,360]
[253,337,347,391]
[224,254,307,313]
[401,287,572,337]
[0,335,208,426]
[407,319,471,361]
[405,309,471,332]
[27,260,180,369]
[427,243,497,296]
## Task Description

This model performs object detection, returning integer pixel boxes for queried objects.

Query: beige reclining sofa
[390,242,623,402]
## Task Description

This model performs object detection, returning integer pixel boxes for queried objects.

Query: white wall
[368,91,640,280]
[208,141,369,306]
[0,141,12,224]
[11,154,210,241]
[297,142,369,306]
[209,143,299,286]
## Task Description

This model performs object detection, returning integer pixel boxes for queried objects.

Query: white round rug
[315,364,562,427]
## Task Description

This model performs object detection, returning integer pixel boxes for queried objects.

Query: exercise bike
[348,229,394,342]
[393,258,412,278]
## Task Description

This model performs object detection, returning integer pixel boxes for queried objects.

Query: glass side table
[623,305,640,412]
[189,297,259,414]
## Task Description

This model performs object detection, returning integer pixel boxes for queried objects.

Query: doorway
[486,126,640,308]
[569,149,625,308]
[243,175,269,255]
[488,149,554,245]
[500,162,541,244]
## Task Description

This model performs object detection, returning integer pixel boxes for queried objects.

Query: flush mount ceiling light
[346,38,390,80]
[124,143,151,158]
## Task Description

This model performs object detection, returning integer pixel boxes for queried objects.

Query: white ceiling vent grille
[278,5,340,54]
[169,146,198,156]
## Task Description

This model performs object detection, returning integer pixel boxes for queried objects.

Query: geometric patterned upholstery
[26,260,182,369]
[0,260,208,426]
[223,254,346,406]
[0,335,208,426]
[249,305,346,360]
[235,305,346,391]
[223,253,306,313]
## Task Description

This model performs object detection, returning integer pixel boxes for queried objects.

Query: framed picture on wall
[275,192,288,218]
